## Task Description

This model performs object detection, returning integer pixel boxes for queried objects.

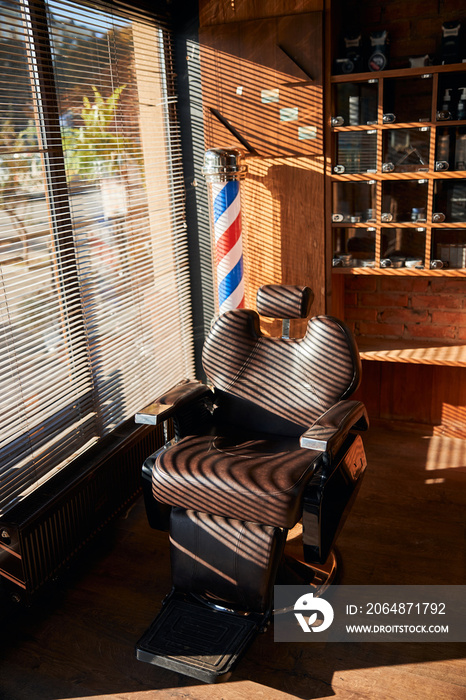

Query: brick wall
[344,276,466,341]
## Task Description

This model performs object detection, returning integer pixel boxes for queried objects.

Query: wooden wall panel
[199,0,323,28]
[355,361,466,437]
[200,14,323,158]
[243,155,325,332]
[379,364,436,425]
[431,367,466,438]
[198,6,326,325]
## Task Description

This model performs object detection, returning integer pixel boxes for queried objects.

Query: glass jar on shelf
[383,74,433,124]
[332,226,376,268]
[382,128,430,173]
[332,180,376,224]
[380,227,426,268]
[381,180,428,223]
[332,81,378,127]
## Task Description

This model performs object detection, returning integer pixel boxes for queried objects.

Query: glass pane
[437,73,466,122]
[334,131,377,174]
[332,181,376,223]
[48,3,155,431]
[48,3,193,432]
[433,179,466,222]
[332,81,378,126]
[432,229,466,269]
[382,128,430,173]
[0,2,95,510]
[435,126,466,171]
[332,227,376,268]
[380,228,426,268]
[383,75,433,124]
[381,180,428,223]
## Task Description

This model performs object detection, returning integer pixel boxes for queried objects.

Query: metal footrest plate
[136,593,264,683]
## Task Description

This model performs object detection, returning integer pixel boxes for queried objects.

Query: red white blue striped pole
[202,148,247,315]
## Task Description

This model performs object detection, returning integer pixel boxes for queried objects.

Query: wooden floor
[0,425,465,700]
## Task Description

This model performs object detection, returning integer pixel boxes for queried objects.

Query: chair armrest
[300,400,369,458]
[135,379,213,425]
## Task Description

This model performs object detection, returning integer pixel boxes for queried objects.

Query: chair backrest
[202,285,362,436]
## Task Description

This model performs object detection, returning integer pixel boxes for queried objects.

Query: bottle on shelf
[437,131,450,161]
[344,32,364,74]
[449,181,466,220]
[441,20,463,65]
[455,129,466,170]
[436,127,454,170]
[457,88,466,120]
[368,30,389,72]
[349,95,359,125]
[437,88,452,120]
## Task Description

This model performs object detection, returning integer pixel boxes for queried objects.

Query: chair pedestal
[135,511,341,683]
[277,522,340,597]
[135,548,340,684]
[136,507,285,683]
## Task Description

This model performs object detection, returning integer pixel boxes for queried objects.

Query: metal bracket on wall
[277,44,314,81]
[208,108,259,155]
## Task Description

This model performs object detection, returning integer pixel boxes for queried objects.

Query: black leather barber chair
[135,284,368,683]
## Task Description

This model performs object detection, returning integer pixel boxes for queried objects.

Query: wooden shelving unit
[326,0,466,435]
[331,62,466,83]
[332,266,466,276]
[357,337,466,367]
[329,62,466,275]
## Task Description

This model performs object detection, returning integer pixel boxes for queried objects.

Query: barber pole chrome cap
[202,147,247,183]
[202,148,248,314]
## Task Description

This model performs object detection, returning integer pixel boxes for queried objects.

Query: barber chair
[135,284,368,683]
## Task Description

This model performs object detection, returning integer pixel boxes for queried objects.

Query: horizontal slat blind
[0,0,194,515]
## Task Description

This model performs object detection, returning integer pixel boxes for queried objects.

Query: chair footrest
[136,592,267,683]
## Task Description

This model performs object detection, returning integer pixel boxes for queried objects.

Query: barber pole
[202,148,247,314]
[212,179,244,312]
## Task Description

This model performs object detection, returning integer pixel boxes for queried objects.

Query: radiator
[0,421,166,603]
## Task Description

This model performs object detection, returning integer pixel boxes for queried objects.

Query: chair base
[136,591,268,683]
[279,522,340,592]
[274,548,339,615]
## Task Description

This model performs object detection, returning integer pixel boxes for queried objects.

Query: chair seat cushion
[151,430,321,528]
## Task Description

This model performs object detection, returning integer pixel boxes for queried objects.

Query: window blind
[0,0,194,515]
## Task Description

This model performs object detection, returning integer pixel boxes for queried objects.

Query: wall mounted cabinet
[326,2,466,436]
[330,64,466,278]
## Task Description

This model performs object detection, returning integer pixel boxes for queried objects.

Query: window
[0,0,194,515]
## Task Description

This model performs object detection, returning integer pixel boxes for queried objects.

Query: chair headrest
[256,285,314,319]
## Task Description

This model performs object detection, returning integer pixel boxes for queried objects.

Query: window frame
[0,0,195,516]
